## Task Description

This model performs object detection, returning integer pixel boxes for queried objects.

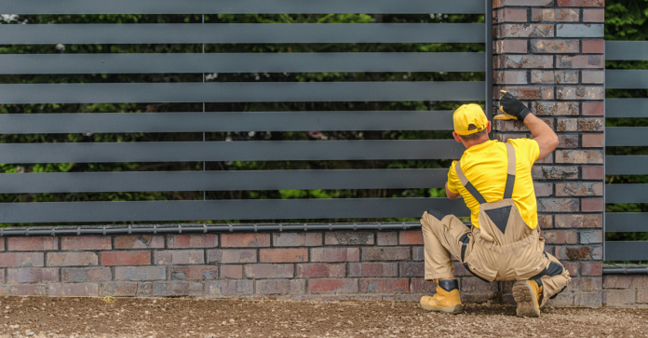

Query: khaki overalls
[420,143,570,305]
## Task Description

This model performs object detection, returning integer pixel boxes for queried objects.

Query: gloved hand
[494,90,531,122]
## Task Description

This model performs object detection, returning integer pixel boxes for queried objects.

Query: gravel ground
[0,296,646,338]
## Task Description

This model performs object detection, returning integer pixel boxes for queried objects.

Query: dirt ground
[0,296,646,338]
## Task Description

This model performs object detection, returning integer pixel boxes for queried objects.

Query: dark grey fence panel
[606,213,648,233]
[1,23,486,45]
[0,52,485,74]
[3,0,485,14]
[0,82,485,104]
[607,70,648,89]
[606,241,648,261]
[0,169,450,194]
[0,198,471,223]
[0,140,464,164]
[606,184,648,204]
[606,41,648,61]
[606,156,648,175]
[606,127,648,146]
[0,111,454,134]
[606,99,648,118]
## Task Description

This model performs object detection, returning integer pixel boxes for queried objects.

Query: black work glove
[495,90,532,122]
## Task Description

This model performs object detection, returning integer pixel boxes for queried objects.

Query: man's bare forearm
[524,114,559,160]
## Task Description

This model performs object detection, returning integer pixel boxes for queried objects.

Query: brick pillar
[492,0,604,306]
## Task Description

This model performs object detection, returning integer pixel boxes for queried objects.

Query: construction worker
[419,91,570,317]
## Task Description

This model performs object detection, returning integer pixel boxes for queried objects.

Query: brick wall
[492,0,604,306]
[604,274,648,307]
[0,232,500,301]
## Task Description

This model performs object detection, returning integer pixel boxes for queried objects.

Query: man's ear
[452,131,463,143]
[486,121,492,133]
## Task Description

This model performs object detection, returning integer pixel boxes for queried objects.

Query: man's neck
[462,136,491,150]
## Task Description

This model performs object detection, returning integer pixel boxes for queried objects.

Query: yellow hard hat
[453,104,488,136]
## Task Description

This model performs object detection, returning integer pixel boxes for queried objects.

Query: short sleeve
[508,138,540,165]
[446,160,460,194]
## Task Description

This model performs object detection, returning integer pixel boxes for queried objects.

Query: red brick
[562,262,578,276]
[581,198,604,212]
[557,0,604,7]
[0,285,46,296]
[0,239,4,252]
[399,231,424,245]
[494,71,528,84]
[0,253,44,267]
[309,279,358,293]
[557,55,604,69]
[61,236,111,251]
[220,265,243,279]
[461,278,499,292]
[256,280,305,295]
[534,183,553,197]
[48,283,99,297]
[99,282,138,297]
[310,248,359,262]
[362,247,410,261]
[7,237,57,251]
[497,55,553,69]
[582,166,603,180]
[207,249,256,264]
[581,262,602,276]
[244,264,293,278]
[7,268,58,283]
[555,150,603,164]
[101,251,150,266]
[167,234,218,249]
[556,87,605,100]
[47,252,97,266]
[115,266,166,281]
[494,40,528,54]
[153,282,202,296]
[495,8,527,23]
[582,102,604,116]
[557,135,579,148]
[114,235,164,249]
[497,24,554,39]
[533,166,579,180]
[531,8,579,22]
[532,70,579,84]
[260,248,308,263]
[399,262,424,277]
[579,118,604,132]
[538,198,579,212]
[532,102,579,116]
[154,250,204,265]
[413,247,424,261]
[273,233,322,247]
[555,214,602,228]
[543,230,578,244]
[538,215,553,229]
[206,280,253,295]
[376,232,398,246]
[531,39,579,53]
[221,233,270,248]
[169,266,218,280]
[494,86,554,100]
[582,134,604,148]
[555,182,603,196]
[557,246,591,260]
[296,263,346,278]
[557,118,578,132]
[325,232,374,245]
[360,279,409,293]
[61,267,111,282]
[582,40,605,54]
[348,263,398,277]
[410,278,437,293]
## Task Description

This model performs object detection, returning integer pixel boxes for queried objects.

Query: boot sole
[512,281,540,317]
[420,304,463,314]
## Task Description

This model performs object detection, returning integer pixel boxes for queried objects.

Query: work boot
[420,279,463,314]
[512,280,543,317]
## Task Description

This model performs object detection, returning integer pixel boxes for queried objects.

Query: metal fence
[604,41,648,261]
[0,0,491,224]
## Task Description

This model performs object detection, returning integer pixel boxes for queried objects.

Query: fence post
[491,0,605,307]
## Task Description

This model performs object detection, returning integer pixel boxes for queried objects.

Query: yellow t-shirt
[447,139,540,229]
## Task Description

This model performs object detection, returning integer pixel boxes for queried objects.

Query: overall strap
[503,143,517,199]
[455,160,487,205]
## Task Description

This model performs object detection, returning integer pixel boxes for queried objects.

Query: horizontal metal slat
[0,140,464,164]
[606,41,648,61]
[0,81,485,104]
[605,241,648,261]
[606,184,648,204]
[0,198,470,223]
[0,23,486,45]
[0,52,486,75]
[606,127,648,147]
[606,98,648,118]
[606,156,648,175]
[3,0,486,14]
[605,213,648,233]
[0,169,450,193]
[0,111,454,134]
[607,70,648,89]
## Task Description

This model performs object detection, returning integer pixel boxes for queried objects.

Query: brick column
[492,0,604,306]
